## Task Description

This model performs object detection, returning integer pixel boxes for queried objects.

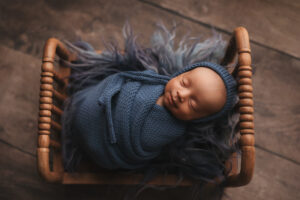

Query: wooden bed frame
[37,27,255,187]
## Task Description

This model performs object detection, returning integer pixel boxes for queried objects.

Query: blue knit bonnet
[172,61,237,123]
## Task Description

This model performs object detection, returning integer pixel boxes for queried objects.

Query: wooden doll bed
[37,27,255,187]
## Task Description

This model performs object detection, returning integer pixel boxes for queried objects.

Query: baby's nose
[177,89,189,102]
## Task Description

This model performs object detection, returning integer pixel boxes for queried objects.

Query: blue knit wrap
[63,62,237,170]
[70,70,186,169]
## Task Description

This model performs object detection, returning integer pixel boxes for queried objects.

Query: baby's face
[162,67,227,121]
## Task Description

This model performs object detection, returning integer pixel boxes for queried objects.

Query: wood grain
[224,148,300,200]
[0,45,40,155]
[145,0,300,59]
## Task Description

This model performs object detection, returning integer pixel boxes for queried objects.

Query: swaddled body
[64,63,236,172]
[67,70,186,169]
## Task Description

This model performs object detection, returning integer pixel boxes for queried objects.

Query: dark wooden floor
[0,0,299,199]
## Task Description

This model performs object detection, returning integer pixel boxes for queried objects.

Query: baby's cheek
[172,108,191,121]
[166,107,182,120]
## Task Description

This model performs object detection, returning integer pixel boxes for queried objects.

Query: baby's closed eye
[189,98,200,112]
[181,76,190,87]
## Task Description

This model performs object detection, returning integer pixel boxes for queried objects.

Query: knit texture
[65,70,186,169]
[62,62,237,170]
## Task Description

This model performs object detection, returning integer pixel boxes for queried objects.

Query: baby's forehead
[182,67,224,85]
[183,67,226,107]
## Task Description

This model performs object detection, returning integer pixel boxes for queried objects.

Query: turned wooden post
[225,27,255,187]
[37,38,74,183]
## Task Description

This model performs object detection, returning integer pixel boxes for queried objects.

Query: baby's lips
[167,93,174,107]
[169,92,178,108]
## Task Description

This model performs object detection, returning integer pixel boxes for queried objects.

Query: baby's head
[161,62,237,122]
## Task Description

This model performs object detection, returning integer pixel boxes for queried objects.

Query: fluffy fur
[61,22,240,200]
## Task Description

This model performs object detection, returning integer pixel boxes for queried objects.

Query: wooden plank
[251,45,300,163]
[0,0,216,58]
[224,148,300,200]
[145,0,300,59]
[0,45,41,155]
[0,143,58,200]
